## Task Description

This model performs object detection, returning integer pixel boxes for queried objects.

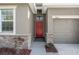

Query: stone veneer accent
[0,35,28,49]
[46,33,54,44]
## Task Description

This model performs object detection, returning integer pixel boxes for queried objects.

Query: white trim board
[0,5,16,9]
[52,15,79,19]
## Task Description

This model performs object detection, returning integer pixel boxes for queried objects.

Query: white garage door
[53,19,79,43]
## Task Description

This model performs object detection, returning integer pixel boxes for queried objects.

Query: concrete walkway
[30,42,58,55]
[31,41,79,55]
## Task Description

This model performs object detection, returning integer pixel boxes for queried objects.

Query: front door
[35,16,44,38]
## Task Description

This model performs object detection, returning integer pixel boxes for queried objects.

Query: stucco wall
[27,6,33,48]
[16,4,29,34]
[47,8,79,43]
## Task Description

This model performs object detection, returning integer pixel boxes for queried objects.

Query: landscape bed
[0,48,31,55]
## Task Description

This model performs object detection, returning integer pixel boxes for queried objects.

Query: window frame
[0,6,16,35]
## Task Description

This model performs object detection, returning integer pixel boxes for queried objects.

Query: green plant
[46,43,53,48]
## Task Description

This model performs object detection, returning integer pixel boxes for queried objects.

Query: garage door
[53,19,79,43]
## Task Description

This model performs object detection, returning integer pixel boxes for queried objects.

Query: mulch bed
[0,48,31,55]
[45,44,58,53]
[19,49,31,55]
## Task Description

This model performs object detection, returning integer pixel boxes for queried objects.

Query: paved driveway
[55,44,79,55]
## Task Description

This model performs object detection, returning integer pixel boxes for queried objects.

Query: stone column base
[27,34,32,49]
[46,33,54,44]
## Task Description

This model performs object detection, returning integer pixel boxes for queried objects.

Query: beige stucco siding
[16,4,29,34]
[16,4,33,36]
[47,8,79,43]
[48,8,79,15]
[27,6,33,48]
[28,7,33,36]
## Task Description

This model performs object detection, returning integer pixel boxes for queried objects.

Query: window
[40,16,44,21]
[1,9,13,32]
[0,7,16,34]
[36,16,44,21]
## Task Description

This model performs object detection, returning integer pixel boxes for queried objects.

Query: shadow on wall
[74,19,79,43]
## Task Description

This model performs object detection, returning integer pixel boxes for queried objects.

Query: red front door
[35,16,44,37]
